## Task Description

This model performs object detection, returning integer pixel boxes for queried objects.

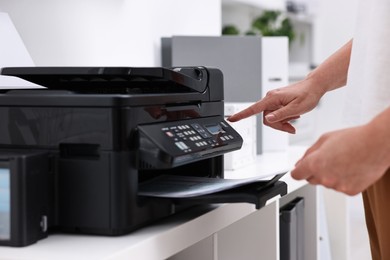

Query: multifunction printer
[0,66,286,247]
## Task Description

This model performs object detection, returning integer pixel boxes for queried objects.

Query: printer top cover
[0,66,223,106]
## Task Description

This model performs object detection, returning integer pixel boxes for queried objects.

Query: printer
[0,66,287,247]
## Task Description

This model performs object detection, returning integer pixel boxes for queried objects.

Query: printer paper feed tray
[172,180,287,210]
[139,173,287,209]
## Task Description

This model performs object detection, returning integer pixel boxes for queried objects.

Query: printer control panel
[138,116,243,168]
[162,121,231,153]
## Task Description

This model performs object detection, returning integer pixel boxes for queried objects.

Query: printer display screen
[205,124,224,135]
[0,167,10,240]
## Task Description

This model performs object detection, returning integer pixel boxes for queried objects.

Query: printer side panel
[0,107,114,149]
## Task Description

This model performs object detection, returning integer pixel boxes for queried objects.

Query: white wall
[312,0,358,64]
[0,0,221,66]
[312,0,359,138]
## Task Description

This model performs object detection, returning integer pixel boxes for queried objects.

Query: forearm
[305,39,352,96]
[365,106,390,168]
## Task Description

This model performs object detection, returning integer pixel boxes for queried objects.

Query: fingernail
[265,114,276,122]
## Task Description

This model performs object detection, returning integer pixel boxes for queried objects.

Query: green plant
[222,10,296,44]
[222,25,240,35]
[250,11,295,43]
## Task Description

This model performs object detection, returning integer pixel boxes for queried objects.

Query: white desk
[0,146,347,260]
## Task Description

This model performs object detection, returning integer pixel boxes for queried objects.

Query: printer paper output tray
[139,173,287,209]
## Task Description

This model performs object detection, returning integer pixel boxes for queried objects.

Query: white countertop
[0,146,308,260]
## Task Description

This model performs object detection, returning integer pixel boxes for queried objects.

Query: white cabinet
[168,202,280,260]
[168,183,322,260]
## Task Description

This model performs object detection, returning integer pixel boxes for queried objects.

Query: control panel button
[175,141,189,150]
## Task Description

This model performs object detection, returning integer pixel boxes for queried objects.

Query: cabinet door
[168,235,215,260]
[217,200,279,260]
[280,184,320,260]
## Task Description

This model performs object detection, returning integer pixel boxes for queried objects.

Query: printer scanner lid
[1,66,208,93]
[0,67,223,106]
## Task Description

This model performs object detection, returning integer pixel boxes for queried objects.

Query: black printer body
[0,67,245,246]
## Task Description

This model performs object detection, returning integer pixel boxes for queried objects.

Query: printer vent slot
[60,143,100,160]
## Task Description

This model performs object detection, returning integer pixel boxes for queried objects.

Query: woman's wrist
[303,72,329,99]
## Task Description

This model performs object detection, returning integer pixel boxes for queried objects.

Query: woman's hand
[291,122,390,195]
[228,78,325,134]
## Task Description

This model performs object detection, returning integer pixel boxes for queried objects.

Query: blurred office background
[0,0,370,259]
